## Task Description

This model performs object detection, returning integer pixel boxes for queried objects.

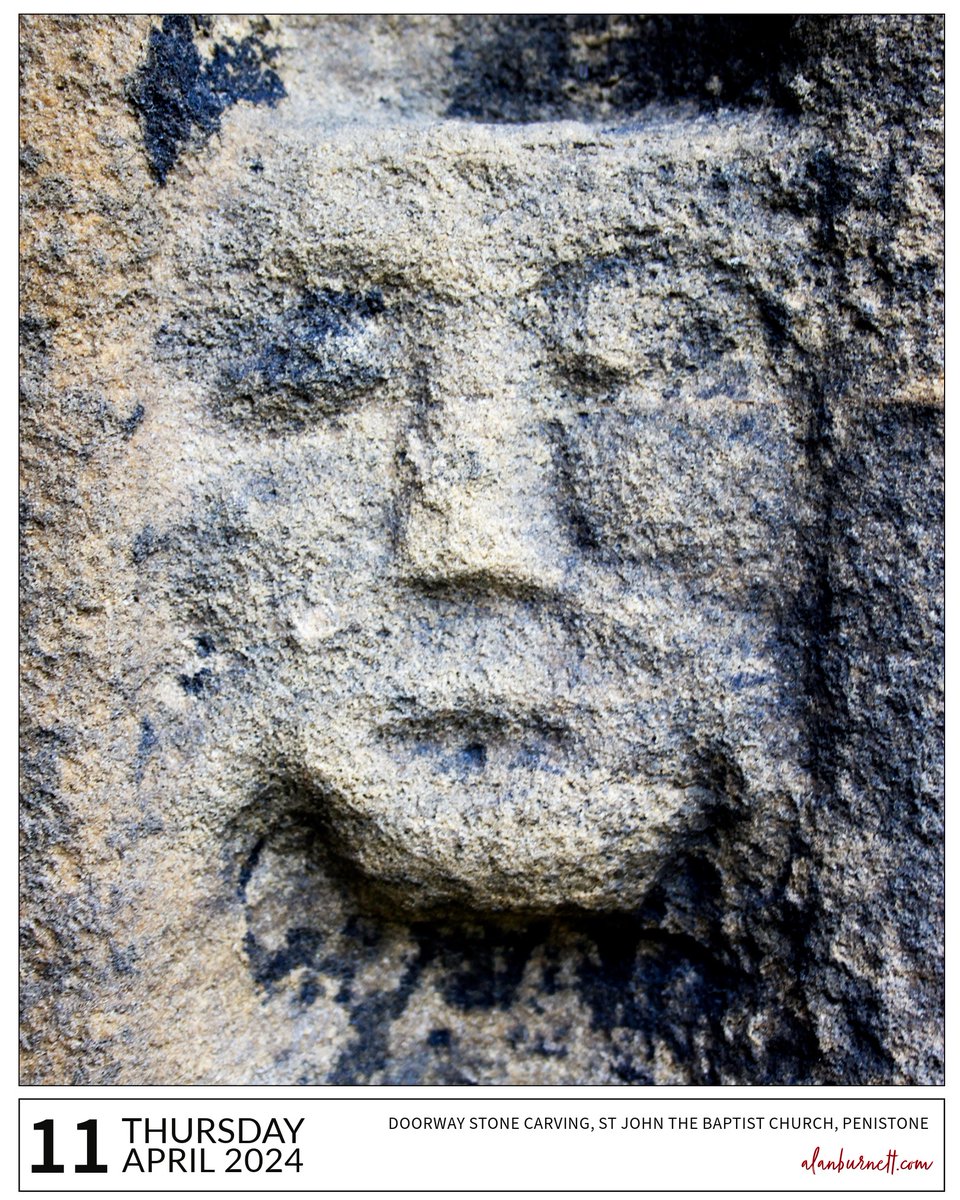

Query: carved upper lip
[376,693,573,745]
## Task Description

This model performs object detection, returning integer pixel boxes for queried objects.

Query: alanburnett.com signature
[801,1147,934,1176]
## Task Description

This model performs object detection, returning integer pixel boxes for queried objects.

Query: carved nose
[398,386,568,595]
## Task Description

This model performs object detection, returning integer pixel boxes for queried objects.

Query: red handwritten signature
[802,1146,934,1176]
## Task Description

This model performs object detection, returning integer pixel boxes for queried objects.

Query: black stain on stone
[20,143,45,174]
[131,525,166,564]
[195,633,216,657]
[588,15,802,112]
[137,717,158,757]
[446,15,803,122]
[327,959,424,1084]
[131,15,285,185]
[20,312,54,357]
[110,943,139,975]
[237,835,265,901]
[459,742,487,769]
[178,667,213,696]
[532,1035,567,1058]
[754,290,793,350]
[447,17,571,121]
[121,402,145,438]
[298,975,321,1006]
[413,920,549,1012]
[808,148,855,251]
[246,926,325,988]
[231,763,895,1083]
[135,717,158,784]
[195,286,390,433]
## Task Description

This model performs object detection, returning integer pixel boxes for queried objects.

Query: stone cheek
[20,15,943,1085]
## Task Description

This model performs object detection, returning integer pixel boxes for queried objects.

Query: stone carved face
[163,120,812,915]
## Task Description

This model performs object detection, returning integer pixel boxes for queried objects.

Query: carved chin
[301,736,718,915]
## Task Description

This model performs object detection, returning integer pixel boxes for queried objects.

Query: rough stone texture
[21,15,942,1084]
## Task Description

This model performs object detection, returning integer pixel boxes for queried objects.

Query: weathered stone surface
[21,15,942,1084]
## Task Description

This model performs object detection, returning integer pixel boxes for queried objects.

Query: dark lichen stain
[111,943,139,975]
[131,524,167,564]
[755,290,793,349]
[236,835,265,901]
[447,18,570,121]
[122,402,145,438]
[20,312,54,356]
[178,667,213,696]
[299,975,322,1006]
[246,926,325,988]
[327,960,423,1085]
[415,921,549,1012]
[532,1035,567,1058]
[195,633,216,658]
[238,866,880,1084]
[131,15,285,185]
[20,143,45,174]
[460,742,487,769]
[135,717,158,784]
[808,148,855,252]
[137,716,158,757]
[446,15,803,122]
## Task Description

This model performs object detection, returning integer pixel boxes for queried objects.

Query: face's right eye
[216,286,394,432]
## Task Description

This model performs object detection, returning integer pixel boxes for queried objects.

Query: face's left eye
[543,255,743,392]
[216,286,394,431]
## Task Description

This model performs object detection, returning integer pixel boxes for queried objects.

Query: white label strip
[19,1098,944,1193]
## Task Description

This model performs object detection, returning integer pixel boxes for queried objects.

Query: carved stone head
[154,117,815,914]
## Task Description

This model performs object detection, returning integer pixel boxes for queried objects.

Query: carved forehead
[171,116,814,300]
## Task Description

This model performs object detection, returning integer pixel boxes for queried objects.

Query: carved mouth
[296,688,729,914]
[376,696,574,776]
